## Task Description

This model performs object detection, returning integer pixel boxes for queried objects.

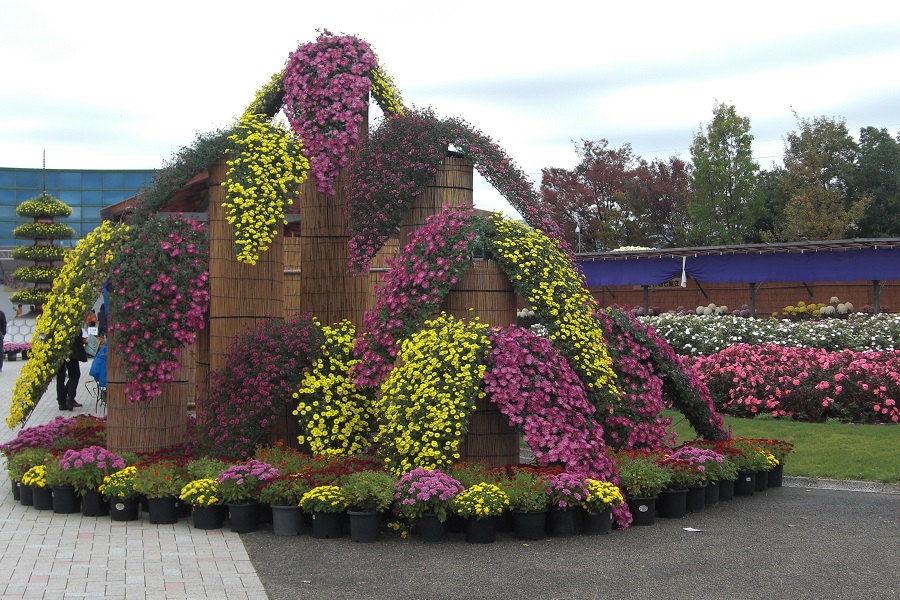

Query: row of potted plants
[3,419,792,544]
[3,342,30,360]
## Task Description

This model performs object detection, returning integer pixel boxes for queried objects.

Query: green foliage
[856,126,900,238]
[500,470,549,512]
[615,454,671,498]
[341,470,396,512]
[132,128,231,222]
[688,101,762,245]
[6,447,54,481]
[777,114,869,241]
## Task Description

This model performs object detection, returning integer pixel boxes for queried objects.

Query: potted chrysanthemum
[56,445,126,517]
[258,475,312,536]
[341,470,396,543]
[216,459,280,533]
[451,482,510,544]
[394,468,465,543]
[99,466,141,521]
[300,485,348,539]
[581,479,624,535]
[180,478,225,530]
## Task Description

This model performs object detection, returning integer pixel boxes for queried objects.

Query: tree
[855,126,900,238]
[540,139,646,251]
[630,157,693,248]
[777,114,869,241]
[688,102,763,245]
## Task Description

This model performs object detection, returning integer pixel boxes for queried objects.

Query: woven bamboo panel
[106,331,192,453]
[297,238,370,328]
[368,235,398,300]
[296,106,370,329]
[270,404,304,448]
[192,325,209,412]
[207,158,284,373]
[284,236,303,315]
[459,410,520,469]
[440,260,517,327]
[399,154,474,250]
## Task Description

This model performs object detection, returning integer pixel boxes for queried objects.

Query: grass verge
[666,411,900,483]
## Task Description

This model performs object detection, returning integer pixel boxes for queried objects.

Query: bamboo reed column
[296,106,370,331]
[106,333,194,453]
[399,152,519,468]
[398,153,474,250]
[207,158,284,374]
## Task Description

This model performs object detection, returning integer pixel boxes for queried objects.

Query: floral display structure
[10,191,73,309]
[107,214,209,404]
[7,222,128,427]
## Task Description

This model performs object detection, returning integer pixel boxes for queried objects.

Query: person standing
[57,331,87,410]
[0,309,6,372]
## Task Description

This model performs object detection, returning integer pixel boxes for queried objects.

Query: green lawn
[666,411,900,484]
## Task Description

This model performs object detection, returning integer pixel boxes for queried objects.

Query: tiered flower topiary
[107,214,209,404]
[293,320,374,455]
[11,192,74,309]
[375,313,491,475]
[8,221,128,427]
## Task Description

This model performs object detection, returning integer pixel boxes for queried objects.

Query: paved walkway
[0,356,268,600]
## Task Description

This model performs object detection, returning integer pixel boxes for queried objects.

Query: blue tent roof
[576,239,900,287]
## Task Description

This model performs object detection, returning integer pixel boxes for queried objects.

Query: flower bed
[690,344,900,423]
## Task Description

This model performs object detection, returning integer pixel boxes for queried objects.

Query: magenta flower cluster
[216,460,280,487]
[690,344,900,423]
[606,308,726,439]
[352,206,480,388]
[283,30,377,195]
[346,109,449,273]
[483,326,615,481]
[193,314,324,459]
[394,468,465,510]
[444,117,570,254]
[596,309,675,450]
[0,416,83,455]
[109,215,209,403]
[344,111,572,273]
[59,445,125,473]
[544,472,589,509]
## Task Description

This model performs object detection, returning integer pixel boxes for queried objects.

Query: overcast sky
[2,0,899,215]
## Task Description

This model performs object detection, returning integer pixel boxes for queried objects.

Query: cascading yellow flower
[7,221,129,428]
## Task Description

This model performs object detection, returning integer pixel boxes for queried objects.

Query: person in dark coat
[57,331,87,410]
[0,309,6,372]
[97,306,108,337]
